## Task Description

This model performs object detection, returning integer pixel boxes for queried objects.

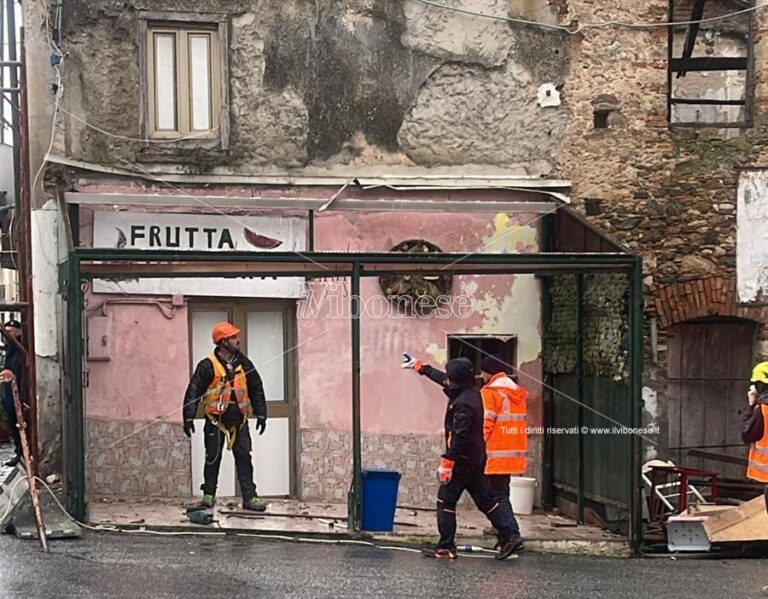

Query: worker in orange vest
[403,353,522,559]
[480,355,528,535]
[183,322,268,512]
[743,361,768,513]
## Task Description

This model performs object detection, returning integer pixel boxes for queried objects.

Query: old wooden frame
[138,11,230,149]
[667,0,755,128]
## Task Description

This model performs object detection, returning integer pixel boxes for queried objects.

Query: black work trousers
[2,387,20,455]
[436,463,518,549]
[486,474,521,534]
[201,418,256,500]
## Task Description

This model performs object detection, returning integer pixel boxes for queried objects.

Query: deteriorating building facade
[21,0,768,516]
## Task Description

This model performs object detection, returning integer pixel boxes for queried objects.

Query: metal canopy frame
[62,248,644,552]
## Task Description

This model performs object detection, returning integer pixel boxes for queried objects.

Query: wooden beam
[671,57,747,72]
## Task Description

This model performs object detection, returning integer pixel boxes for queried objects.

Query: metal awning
[62,246,644,554]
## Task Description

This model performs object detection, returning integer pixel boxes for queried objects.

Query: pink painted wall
[85,299,190,422]
[76,192,544,435]
[298,210,543,436]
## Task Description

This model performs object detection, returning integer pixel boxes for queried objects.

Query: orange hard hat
[212,322,240,344]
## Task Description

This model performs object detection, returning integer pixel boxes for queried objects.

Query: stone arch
[653,276,768,333]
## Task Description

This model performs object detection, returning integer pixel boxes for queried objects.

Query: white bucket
[509,476,536,515]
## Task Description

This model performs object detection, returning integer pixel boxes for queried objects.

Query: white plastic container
[509,476,536,515]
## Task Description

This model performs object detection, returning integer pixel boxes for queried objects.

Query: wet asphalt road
[0,532,765,598]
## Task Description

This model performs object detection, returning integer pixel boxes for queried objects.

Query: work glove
[183,419,195,438]
[255,417,267,436]
[435,457,455,485]
[401,352,423,372]
[749,384,758,407]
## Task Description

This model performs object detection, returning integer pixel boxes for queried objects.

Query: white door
[247,310,291,497]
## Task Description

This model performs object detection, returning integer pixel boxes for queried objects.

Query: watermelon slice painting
[244,228,283,249]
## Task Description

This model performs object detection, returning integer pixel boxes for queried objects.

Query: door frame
[187,298,299,498]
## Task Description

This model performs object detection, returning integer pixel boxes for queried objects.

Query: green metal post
[576,274,585,523]
[540,274,554,509]
[629,258,644,553]
[348,262,362,530]
[65,254,86,521]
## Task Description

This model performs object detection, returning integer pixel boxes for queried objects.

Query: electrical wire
[59,107,221,144]
[413,0,764,34]
[31,477,503,557]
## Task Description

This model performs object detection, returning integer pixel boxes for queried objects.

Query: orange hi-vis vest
[747,404,768,483]
[482,372,528,475]
[203,354,252,418]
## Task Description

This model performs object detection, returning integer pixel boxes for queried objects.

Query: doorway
[667,317,758,479]
[188,300,296,497]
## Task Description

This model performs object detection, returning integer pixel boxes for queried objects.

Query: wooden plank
[704,381,728,449]
[680,381,707,469]
[704,496,768,542]
[681,323,707,379]
[686,448,748,467]
[668,380,683,465]
[667,326,683,379]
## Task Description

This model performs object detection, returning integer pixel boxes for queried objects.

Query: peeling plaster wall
[737,171,768,303]
[298,208,544,503]
[31,0,568,176]
[31,203,62,472]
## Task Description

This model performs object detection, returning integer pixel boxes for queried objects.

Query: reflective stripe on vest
[747,404,768,483]
[484,411,526,423]
[203,354,251,417]
[486,450,527,459]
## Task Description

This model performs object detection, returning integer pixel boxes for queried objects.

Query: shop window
[668,0,754,127]
[139,12,230,148]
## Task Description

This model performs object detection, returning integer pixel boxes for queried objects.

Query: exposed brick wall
[654,276,768,332]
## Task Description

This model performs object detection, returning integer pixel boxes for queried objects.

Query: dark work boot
[243,496,267,512]
[421,546,457,560]
[495,534,523,560]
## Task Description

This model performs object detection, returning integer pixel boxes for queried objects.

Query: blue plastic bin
[361,468,401,532]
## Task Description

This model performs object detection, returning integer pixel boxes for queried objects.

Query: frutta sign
[115,224,282,250]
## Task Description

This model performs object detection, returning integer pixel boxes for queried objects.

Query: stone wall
[555,0,768,459]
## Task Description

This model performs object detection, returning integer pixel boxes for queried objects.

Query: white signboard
[737,172,768,303]
[92,210,308,298]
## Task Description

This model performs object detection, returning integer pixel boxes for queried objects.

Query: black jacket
[742,393,768,444]
[183,348,267,423]
[2,341,23,407]
[420,358,486,466]
[3,342,23,383]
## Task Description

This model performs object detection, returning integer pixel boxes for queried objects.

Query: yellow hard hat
[751,362,768,384]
